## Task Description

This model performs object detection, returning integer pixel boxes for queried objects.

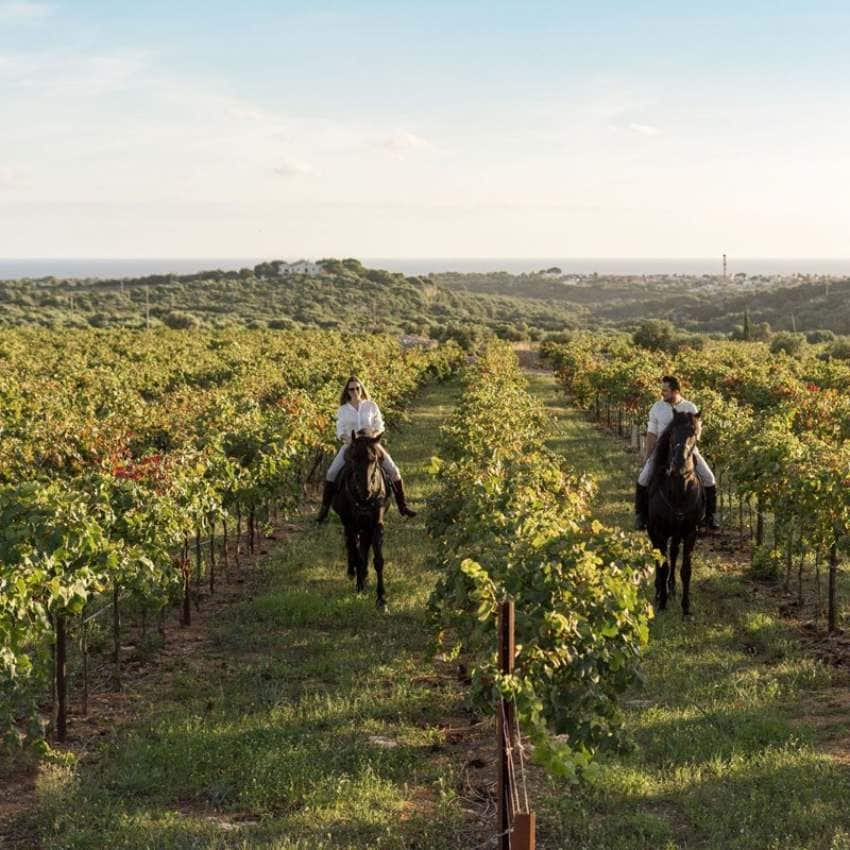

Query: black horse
[333,429,392,609]
[647,411,705,617]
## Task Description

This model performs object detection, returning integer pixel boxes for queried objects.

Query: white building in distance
[278,260,323,276]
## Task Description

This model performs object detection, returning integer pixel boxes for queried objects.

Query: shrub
[633,319,675,351]
[826,337,850,361]
[748,545,782,582]
[162,311,200,330]
[769,332,805,357]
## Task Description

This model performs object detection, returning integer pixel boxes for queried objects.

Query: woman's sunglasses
[348,385,362,392]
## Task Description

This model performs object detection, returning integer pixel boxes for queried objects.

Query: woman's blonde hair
[339,374,370,406]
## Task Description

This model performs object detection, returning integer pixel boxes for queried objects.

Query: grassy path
[525,369,850,850]
[28,379,478,850]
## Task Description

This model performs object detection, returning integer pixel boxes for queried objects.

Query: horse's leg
[681,530,697,618]
[343,523,357,579]
[651,531,669,610]
[356,524,371,593]
[668,536,680,599]
[373,522,386,610]
[655,560,669,610]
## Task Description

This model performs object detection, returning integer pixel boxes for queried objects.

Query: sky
[2,0,850,259]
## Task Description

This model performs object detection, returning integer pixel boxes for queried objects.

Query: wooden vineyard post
[497,599,535,850]
[209,517,216,594]
[195,529,203,585]
[222,517,229,575]
[828,537,838,633]
[112,583,121,692]
[80,609,89,717]
[55,613,67,742]
[514,814,536,850]
[497,599,513,850]
[180,541,191,628]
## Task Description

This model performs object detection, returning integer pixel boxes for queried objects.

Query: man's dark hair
[661,375,681,392]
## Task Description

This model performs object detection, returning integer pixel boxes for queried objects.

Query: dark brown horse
[647,411,705,617]
[333,430,391,609]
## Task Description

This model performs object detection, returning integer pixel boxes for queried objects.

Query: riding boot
[316,479,336,524]
[634,482,649,531]
[391,478,417,518]
[703,485,720,531]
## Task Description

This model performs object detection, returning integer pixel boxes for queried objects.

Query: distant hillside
[8,258,846,340]
[430,270,850,334]
[0,258,587,346]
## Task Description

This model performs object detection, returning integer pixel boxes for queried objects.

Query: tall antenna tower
[722,253,727,280]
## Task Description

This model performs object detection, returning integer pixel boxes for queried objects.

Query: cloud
[380,131,432,159]
[627,122,661,136]
[0,2,52,22]
[226,105,270,123]
[0,48,148,96]
[273,157,320,178]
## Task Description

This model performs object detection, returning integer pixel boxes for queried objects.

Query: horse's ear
[351,429,357,443]
[368,431,384,444]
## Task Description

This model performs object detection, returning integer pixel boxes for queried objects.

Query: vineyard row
[0,329,463,747]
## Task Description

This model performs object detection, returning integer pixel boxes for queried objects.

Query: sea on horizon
[2,257,850,281]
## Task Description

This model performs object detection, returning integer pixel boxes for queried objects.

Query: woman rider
[316,375,417,522]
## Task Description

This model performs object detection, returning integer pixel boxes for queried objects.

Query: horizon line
[4,255,850,262]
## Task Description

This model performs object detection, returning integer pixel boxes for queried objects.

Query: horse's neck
[661,469,697,500]
[353,458,381,494]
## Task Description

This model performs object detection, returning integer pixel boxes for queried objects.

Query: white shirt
[336,399,385,443]
[647,398,698,436]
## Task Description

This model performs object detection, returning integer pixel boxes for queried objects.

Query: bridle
[659,425,698,520]
[344,443,387,514]
[665,434,697,479]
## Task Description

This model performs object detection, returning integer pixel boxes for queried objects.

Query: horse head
[662,411,701,479]
[346,428,386,503]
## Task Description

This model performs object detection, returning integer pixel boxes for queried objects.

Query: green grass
[28,379,473,850]
[526,369,850,850]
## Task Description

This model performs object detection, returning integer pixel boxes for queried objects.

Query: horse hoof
[376,598,387,611]
[654,596,667,612]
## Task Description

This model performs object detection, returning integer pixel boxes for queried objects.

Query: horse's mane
[345,438,384,465]
[650,420,676,486]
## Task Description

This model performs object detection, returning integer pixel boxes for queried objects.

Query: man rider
[634,375,720,532]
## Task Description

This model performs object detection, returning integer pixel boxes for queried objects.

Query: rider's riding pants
[638,448,716,487]
[325,445,401,482]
